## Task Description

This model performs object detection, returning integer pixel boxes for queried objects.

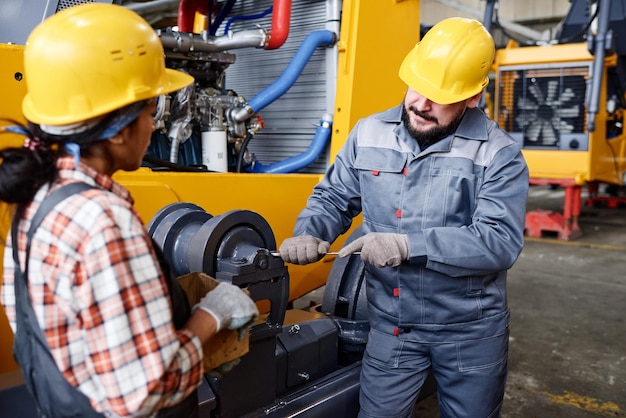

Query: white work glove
[193,282,259,338]
[279,235,330,265]
[338,233,409,268]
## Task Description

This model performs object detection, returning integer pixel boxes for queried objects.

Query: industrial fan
[500,65,590,150]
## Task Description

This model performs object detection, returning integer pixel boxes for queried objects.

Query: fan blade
[518,97,538,111]
[516,111,537,128]
[546,80,558,103]
[558,105,580,118]
[529,83,545,105]
[526,121,542,142]
[542,120,557,145]
[557,119,574,133]
[559,87,576,103]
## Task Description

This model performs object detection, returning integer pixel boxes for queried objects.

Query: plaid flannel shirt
[2,157,204,417]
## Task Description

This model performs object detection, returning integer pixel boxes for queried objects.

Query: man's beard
[401,105,464,149]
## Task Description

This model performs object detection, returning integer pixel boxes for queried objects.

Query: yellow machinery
[492,0,626,240]
[0,1,423,416]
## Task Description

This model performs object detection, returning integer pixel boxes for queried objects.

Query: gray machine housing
[0,0,116,45]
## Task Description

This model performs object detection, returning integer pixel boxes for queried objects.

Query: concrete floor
[298,184,626,417]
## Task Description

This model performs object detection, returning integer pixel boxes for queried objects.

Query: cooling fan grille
[498,66,589,149]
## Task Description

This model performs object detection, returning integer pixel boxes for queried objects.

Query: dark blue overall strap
[23,182,95,263]
[11,182,104,418]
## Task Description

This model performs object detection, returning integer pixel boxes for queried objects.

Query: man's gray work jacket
[293,105,529,342]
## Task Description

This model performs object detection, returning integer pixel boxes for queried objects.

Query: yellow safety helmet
[399,17,495,105]
[22,3,194,126]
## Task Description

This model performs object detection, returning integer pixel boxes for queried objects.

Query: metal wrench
[270,251,360,257]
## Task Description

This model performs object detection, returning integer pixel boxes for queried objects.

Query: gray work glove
[279,235,330,265]
[193,282,259,338]
[338,233,409,268]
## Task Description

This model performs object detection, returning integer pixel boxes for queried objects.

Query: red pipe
[177,0,209,33]
[266,0,291,50]
[177,0,291,50]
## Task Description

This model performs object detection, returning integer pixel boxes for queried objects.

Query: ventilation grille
[56,0,98,13]
[220,0,331,173]
[498,65,590,150]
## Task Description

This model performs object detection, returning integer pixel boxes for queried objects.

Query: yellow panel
[0,205,18,373]
[0,306,17,373]
[331,0,420,161]
[496,43,595,67]
[116,170,323,230]
[587,74,626,185]
[0,44,27,125]
[0,44,26,373]
[0,44,28,149]
[522,150,591,184]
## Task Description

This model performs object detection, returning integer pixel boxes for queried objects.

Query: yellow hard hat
[398,17,495,105]
[22,3,194,126]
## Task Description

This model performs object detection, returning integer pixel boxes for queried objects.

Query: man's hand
[193,282,259,337]
[279,235,330,265]
[338,233,409,268]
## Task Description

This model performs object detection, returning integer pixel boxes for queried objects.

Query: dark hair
[0,122,60,208]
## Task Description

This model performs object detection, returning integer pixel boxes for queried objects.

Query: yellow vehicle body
[0,0,420,374]
[494,42,626,186]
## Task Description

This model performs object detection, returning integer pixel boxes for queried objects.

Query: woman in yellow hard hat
[279,17,529,417]
[0,4,257,417]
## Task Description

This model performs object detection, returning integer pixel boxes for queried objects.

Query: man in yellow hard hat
[0,4,258,417]
[279,17,529,417]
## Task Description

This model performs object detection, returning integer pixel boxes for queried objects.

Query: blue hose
[209,0,237,36]
[223,6,273,35]
[248,115,333,173]
[247,29,336,114]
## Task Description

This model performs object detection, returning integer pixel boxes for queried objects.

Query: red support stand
[525,178,582,241]
[585,182,626,208]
